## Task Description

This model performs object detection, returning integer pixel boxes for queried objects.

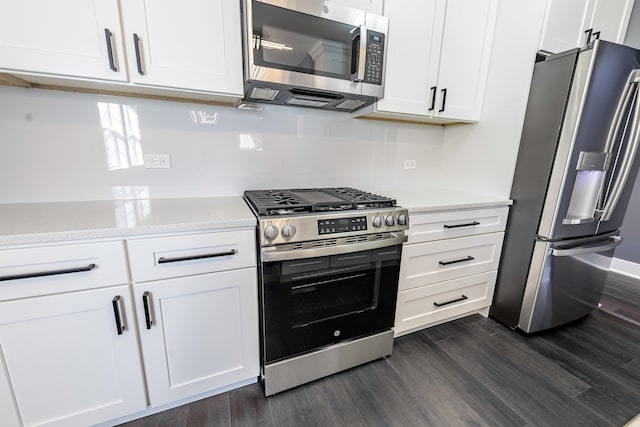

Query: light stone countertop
[0,190,511,247]
[0,197,257,246]
[381,188,512,213]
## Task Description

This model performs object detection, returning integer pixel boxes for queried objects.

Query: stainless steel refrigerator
[491,40,640,333]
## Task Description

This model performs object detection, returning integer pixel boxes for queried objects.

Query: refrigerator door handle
[601,81,640,221]
[550,235,622,257]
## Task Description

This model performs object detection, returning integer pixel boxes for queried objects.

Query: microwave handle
[351,25,367,82]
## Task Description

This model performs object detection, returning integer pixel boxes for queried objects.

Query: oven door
[261,243,402,363]
[244,0,387,98]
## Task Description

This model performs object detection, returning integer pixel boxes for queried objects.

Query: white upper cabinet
[120,0,243,95]
[367,0,498,124]
[0,0,127,82]
[0,0,244,99]
[539,0,635,54]
[372,0,439,116]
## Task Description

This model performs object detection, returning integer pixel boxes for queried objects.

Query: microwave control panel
[364,31,385,85]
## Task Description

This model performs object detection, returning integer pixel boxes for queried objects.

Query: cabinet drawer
[407,206,508,243]
[399,232,503,291]
[0,241,128,301]
[127,230,256,282]
[395,271,497,335]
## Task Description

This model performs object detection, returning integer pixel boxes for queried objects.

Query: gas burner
[244,187,397,216]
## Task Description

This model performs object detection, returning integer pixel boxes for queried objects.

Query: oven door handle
[261,233,407,262]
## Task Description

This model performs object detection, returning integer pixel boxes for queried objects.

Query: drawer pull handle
[0,263,97,282]
[434,295,468,308]
[112,295,126,335]
[438,256,475,266]
[443,221,480,229]
[142,291,153,330]
[157,249,237,264]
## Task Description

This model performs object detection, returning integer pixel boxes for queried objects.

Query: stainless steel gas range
[243,187,409,395]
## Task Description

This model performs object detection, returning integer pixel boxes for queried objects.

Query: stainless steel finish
[384,215,395,226]
[263,224,279,241]
[538,47,596,239]
[261,231,407,261]
[257,208,409,246]
[602,70,636,154]
[371,215,383,228]
[518,232,618,333]
[263,329,394,396]
[281,223,296,239]
[241,0,388,109]
[601,80,640,221]
[576,151,611,170]
[256,0,365,23]
[355,25,367,82]
[550,235,622,256]
[492,41,640,332]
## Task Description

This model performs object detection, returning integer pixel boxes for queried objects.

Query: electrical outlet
[403,159,417,170]
[144,154,171,169]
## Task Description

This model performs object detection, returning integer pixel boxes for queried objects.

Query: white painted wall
[439,0,547,197]
[0,86,444,203]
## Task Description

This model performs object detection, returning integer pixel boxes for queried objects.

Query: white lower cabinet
[0,228,260,426]
[395,206,508,336]
[132,268,259,407]
[0,242,146,427]
[126,230,259,408]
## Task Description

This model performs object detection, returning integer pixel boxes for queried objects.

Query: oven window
[262,245,402,363]
[291,268,375,328]
[252,1,358,80]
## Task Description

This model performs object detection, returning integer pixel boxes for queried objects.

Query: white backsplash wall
[0,86,444,203]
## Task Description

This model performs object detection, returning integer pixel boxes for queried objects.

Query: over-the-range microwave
[241,0,389,111]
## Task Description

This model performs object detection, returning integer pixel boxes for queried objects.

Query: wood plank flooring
[600,272,640,325]
[119,310,640,427]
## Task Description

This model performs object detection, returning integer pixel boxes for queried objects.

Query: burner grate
[244,187,396,216]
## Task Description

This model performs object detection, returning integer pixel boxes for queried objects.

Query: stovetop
[244,187,397,216]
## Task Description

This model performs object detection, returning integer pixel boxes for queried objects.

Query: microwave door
[250,0,364,82]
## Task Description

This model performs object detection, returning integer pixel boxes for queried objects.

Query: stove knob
[264,225,279,241]
[385,215,396,226]
[372,215,383,228]
[281,223,296,239]
[397,214,408,226]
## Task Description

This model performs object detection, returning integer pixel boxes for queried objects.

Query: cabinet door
[134,268,259,407]
[434,0,498,121]
[374,0,439,116]
[0,286,146,427]
[590,0,635,44]
[538,0,595,53]
[120,0,243,96]
[0,0,127,82]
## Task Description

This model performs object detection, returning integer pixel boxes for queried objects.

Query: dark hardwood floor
[119,310,640,427]
[600,271,640,325]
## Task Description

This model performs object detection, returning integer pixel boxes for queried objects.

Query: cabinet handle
[157,249,237,264]
[584,28,593,45]
[434,295,468,307]
[104,28,118,72]
[438,256,475,266]
[133,33,145,75]
[112,296,126,335]
[142,291,153,330]
[0,263,96,282]
[428,86,437,111]
[443,221,480,229]
[439,88,447,112]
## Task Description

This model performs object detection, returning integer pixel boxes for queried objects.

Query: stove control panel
[318,216,368,235]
